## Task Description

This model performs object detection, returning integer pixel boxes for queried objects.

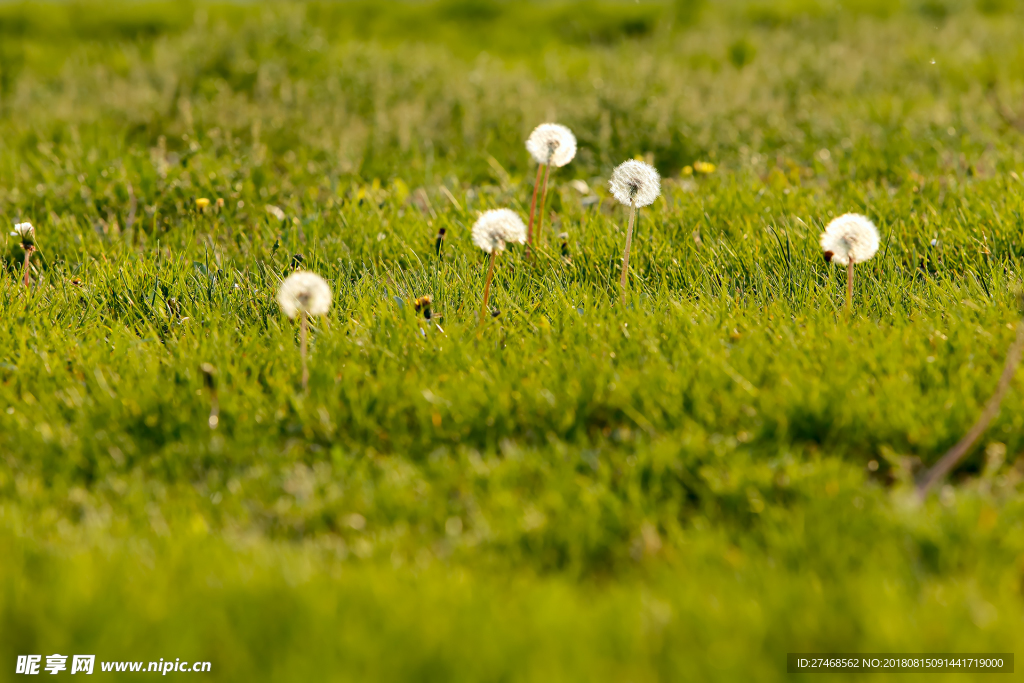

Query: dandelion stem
[619,197,637,299]
[846,260,855,311]
[536,154,553,250]
[917,320,1024,498]
[21,245,35,288]
[480,251,496,325]
[300,311,309,391]
[526,164,543,258]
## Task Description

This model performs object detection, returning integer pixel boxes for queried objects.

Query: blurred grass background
[3,0,1024,680]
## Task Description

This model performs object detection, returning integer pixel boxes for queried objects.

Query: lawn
[2,0,1024,680]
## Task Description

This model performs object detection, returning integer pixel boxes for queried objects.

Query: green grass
[3,0,1024,680]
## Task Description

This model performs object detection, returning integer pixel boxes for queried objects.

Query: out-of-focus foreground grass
[2,0,1024,680]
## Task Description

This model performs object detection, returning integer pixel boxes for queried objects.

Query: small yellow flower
[693,161,716,174]
[414,295,434,321]
[196,198,211,210]
[682,165,694,176]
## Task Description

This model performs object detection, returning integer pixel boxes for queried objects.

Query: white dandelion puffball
[819,213,880,266]
[526,123,577,167]
[11,222,34,241]
[277,271,332,319]
[609,159,661,208]
[472,209,527,254]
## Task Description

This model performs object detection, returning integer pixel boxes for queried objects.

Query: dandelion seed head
[819,213,880,266]
[11,222,34,242]
[277,271,332,319]
[471,209,527,254]
[526,123,577,167]
[609,159,661,208]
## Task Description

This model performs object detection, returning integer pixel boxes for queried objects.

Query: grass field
[3,0,1024,680]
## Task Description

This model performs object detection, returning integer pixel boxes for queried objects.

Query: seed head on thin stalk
[277,271,332,391]
[527,124,577,168]
[819,213,879,311]
[525,123,576,256]
[471,209,526,324]
[11,222,37,287]
[434,226,446,257]
[609,160,660,300]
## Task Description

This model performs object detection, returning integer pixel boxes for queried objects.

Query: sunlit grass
[2,1,1024,680]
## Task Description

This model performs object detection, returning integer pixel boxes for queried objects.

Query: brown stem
[300,311,309,392]
[480,251,496,325]
[917,320,1024,498]
[525,164,543,258]
[846,260,855,312]
[536,155,553,249]
[619,198,637,298]
[21,245,35,287]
